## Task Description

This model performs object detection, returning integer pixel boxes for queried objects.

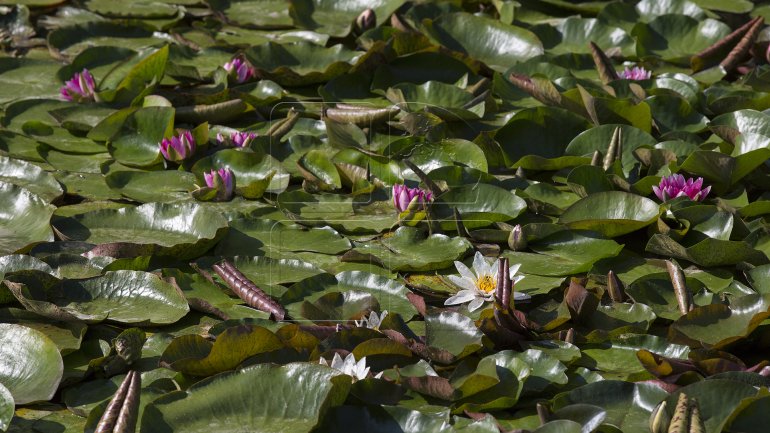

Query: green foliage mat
[3,0,770,432]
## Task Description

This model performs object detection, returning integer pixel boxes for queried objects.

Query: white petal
[443,295,465,306]
[359,366,371,380]
[447,275,478,292]
[512,275,525,284]
[356,357,368,373]
[374,371,384,379]
[472,252,488,277]
[444,291,477,305]
[454,260,476,281]
[513,292,532,301]
[319,357,329,367]
[508,263,522,276]
[467,296,486,312]
[330,353,344,370]
[488,257,502,278]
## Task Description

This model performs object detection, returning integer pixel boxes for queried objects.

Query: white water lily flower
[319,353,372,381]
[444,251,530,312]
[354,310,388,329]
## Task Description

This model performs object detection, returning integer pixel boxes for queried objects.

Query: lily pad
[9,270,190,325]
[141,363,350,433]
[346,226,472,272]
[0,323,63,405]
[52,202,228,259]
[0,182,55,255]
[421,12,543,72]
[559,191,661,237]
[244,41,359,86]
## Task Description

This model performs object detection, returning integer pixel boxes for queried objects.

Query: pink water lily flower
[216,131,257,148]
[223,58,255,84]
[653,174,711,202]
[392,184,433,212]
[204,168,234,201]
[60,68,96,102]
[619,66,651,81]
[159,130,195,162]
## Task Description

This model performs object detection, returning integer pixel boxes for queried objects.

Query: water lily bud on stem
[355,9,376,33]
[159,130,195,162]
[204,168,235,201]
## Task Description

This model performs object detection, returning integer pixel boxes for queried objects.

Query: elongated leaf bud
[212,260,287,320]
[668,393,690,433]
[666,260,692,315]
[95,370,141,433]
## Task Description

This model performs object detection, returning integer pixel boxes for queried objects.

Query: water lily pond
[3,0,770,432]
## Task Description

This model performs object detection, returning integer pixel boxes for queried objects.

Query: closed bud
[355,9,376,33]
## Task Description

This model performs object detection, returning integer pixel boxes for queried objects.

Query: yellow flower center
[476,275,496,293]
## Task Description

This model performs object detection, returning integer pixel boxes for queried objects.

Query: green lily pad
[290,0,406,38]
[0,323,63,404]
[160,324,284,376]
[632,15,730,65]
[559,191,661,237]
[0,182,55,255]
[0,156,62,202]
[420,12,543,72]
[346,226,472,272]
[47,22,168,58]
[432,183,527,230]
[52,202,228,259]
[0,382,10,432]
[141,363,350,433]
[215,218,351,256]
[425,311,483,359]
[503,229,623,276]
[281,270,416,319]
[645,234,767,267]
[496,107,592,167]
[564,124,657,176]
[551,381,668,433]
[578,333,688,379]
[0,308,86,354]
[532,17,635,57]
[227,255,323,287]
[207,0,293,28]
[105,170,196,202]
[90,106,174,168]
[387,81,486,120]
[0,58,62,104]
[670,293,770,348]
[9,270,189,325]
[277,189,397,234]
[244,41,359,86]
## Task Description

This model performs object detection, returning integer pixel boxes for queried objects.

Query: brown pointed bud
[536,402,551,425]
[355,9,376,33]
[688,398,705,433]
[603,126,622,170]
[556,328,575,343]
[95,370,141,433]
[590,150,603,166]
[666,260,692,316]
[649,401,667,433]
[508,224,526,251]
[668,393,691,433]
[607,270,625,303]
